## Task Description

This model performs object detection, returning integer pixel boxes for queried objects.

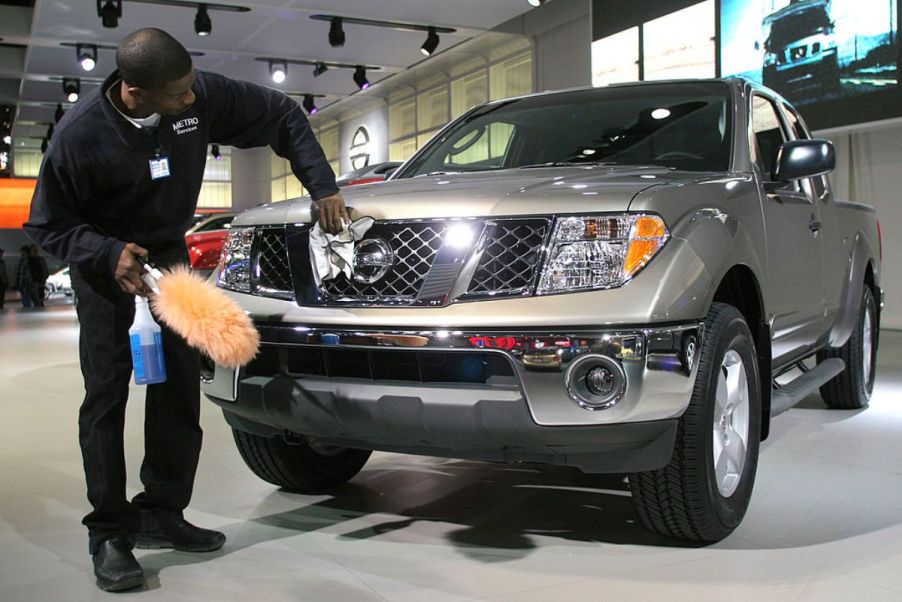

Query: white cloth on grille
[309,216,375,283]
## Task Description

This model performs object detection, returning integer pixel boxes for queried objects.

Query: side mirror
[772,139,835,182]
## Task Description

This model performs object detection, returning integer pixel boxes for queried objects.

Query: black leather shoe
[92,536,144,592]
[135,510,225,552]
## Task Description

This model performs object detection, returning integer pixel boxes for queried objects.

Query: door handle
[808,215,821,233]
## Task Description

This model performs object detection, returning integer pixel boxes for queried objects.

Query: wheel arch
[827,232,880,349]
[711,264,773,440]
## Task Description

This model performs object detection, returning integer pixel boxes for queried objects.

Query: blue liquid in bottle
[129,297,167,385]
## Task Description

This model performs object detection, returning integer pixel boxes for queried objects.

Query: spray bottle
[130,295,167,385]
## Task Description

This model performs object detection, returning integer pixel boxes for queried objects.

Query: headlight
[217,227,254,293]
[537,214,668,294]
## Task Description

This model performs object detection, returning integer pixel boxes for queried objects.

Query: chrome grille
[321,222,447,302]
[466,220,550,296]
[254,228,292,296]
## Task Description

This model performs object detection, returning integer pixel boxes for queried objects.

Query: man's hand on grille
[314,192,349,234]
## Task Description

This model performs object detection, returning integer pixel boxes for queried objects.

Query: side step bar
[770,358,845,417]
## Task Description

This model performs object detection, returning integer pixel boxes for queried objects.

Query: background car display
[335,161,402,187]
[205,79,881,544]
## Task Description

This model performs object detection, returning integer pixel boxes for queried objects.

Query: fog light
[565,354,626,410]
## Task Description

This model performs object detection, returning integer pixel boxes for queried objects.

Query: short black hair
[116,28,193,90]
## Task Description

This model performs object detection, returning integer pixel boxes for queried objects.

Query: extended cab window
[783,102,830,200]
[398,83,733,177]
[750,95,788,177]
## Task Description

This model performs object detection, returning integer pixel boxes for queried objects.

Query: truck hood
[235,165,697,226]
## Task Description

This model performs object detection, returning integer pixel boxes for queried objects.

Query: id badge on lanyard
[149,155,171,180]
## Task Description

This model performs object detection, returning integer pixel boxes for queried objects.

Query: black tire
[817,286,877,409]
[232,429,371,493]
[629,303,761,542]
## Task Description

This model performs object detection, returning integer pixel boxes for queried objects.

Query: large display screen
[721,0,898,108]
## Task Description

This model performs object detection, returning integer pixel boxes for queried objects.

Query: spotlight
[41,138,48,153]
[2,135,10,145]
[63,78,81,103]
[329,17,345,47]
[195,4,212,36]
[313,61,328,77]
[420,26,439,56]
[353,65,369,90]
[269,60,287,84]
[77,44,97,71]
[527,0,546,5]
[302,94,317,115]
[54,103,65,123]
[97,0,122,28]
[210,143,221,160]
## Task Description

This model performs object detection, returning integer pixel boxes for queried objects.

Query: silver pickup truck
[203,79,882,543]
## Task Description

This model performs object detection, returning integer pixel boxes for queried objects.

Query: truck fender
[827,233,876,349]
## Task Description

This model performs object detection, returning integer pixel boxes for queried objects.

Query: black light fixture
[46,124,55,140]
[353,65,369,90]
[195,4,212,36]
[302,94,317,115]
[54,103,65,123]
[77,44,98,71]
[313,61,328,77]
[420,27,439,56]
[210,143,221,160]
[97,0,122,28]
[269,60,287,83]
[63,78,81,103]
[41,138,48,153]
[329,17,345,47]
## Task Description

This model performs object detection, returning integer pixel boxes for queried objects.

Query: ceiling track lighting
[269,60,287,84]
[210,143,221,160]
[62,78,81,103]
[313,61,328,77]
[302,94,318,115]
[77,44,98,72]
[527,0,547,5]
[421,26,439,56]
[195,5,212,36]
[353,65,370,90]
[311,14,454,56]
[329,17,345,47]
[97,0,122,28]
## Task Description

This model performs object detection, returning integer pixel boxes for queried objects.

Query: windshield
[766,7,831,49]
[397,82,733,178]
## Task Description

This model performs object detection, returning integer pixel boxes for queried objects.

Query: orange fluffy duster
[149,265,259,369]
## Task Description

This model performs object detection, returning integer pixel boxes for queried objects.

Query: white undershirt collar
[107,80,161,128]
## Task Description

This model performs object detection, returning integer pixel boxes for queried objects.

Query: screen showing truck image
[720,0,897,107]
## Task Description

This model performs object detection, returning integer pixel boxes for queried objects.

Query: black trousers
[70,244,201,554]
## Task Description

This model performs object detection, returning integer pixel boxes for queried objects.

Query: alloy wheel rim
[712,349,750,497]
[863,304,874,389]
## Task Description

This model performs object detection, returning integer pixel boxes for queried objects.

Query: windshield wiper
[517,161,620,169]
[412,171,462,178]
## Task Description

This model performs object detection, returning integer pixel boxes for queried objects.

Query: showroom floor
[2,301,902,601]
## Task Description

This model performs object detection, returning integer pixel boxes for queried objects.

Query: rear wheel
[232,429,371,493]
[818,286,877,409]
[629,303,761,542]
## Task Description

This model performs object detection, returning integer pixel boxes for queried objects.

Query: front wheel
[629,303,761,542]
[818,286,877,409]
[233,429,372,493]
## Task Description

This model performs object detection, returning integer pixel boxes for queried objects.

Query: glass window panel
[390,138,418,162]
[12,150,43,177]
[196,182,231,208]
[643,0,715,81]
[270,153,288,178]
[284,174,304,199]
[203,152,231,181]
[390,98,417,140]
[451,71,489,118]
[271,178,286,203]
[592,27,640,87]
[417,128,441,148]
[489,53,533,101]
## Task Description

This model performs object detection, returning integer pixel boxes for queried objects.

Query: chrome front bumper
[204,322,703,427]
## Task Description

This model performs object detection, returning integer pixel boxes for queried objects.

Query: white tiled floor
[2,300,902,601]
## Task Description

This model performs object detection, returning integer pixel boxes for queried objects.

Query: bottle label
[130,333,145,379]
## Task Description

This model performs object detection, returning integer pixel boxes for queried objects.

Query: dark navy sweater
[25,70,338,274]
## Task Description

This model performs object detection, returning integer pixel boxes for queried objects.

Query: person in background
[28,244,49,308]
[0,248,8,310]
[15,245,36,308]
[24,27,345,592]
